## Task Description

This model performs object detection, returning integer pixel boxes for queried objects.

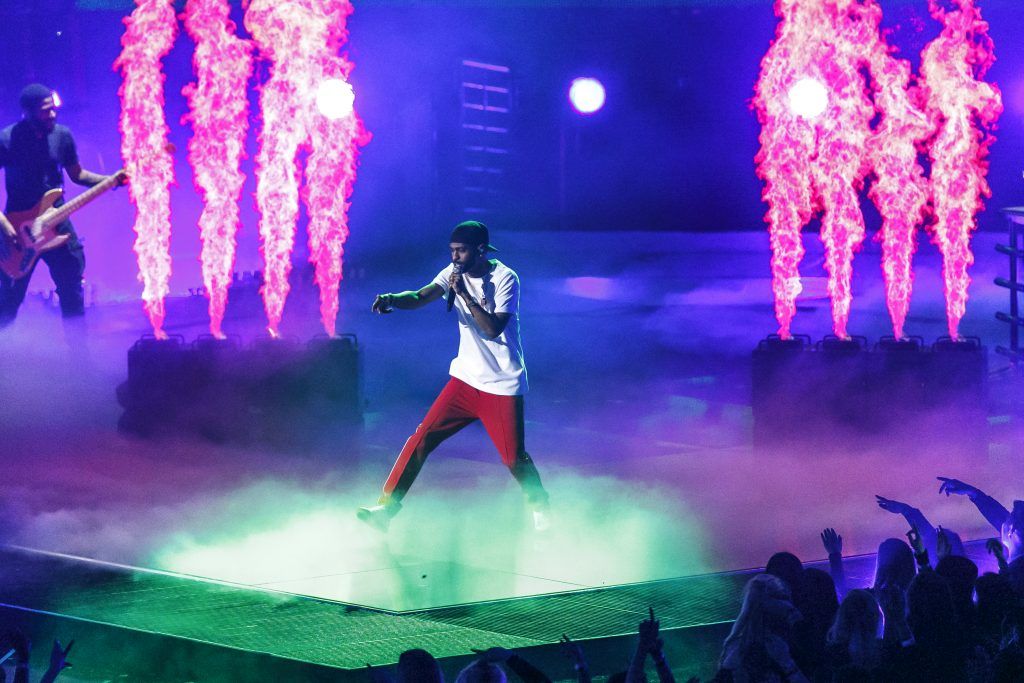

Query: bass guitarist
[0,83,126,328]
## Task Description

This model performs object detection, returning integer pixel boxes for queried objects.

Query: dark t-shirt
[0,120,79,213]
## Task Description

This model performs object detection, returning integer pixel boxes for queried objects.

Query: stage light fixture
[787,77,828,119]
[315,78,355,120]
[568,77,606,115]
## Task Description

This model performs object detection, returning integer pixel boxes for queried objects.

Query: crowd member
[902,567,969,681]
[463,647,551,683]
[936,477,1011,532]
[764,553,803,597]
[368,648,445,683]
[455,660,507,683]
[0,631,73,683]
[1001,501,1024,596]
[823,589,884,681]
[935,555,979,640]
[713,574,808,682]
[974,572,1016,650]
[791,568,837,680]
[819,529,845,598]
[361,482,1024,683]
[624,608,676,683]
[558,635,591,683]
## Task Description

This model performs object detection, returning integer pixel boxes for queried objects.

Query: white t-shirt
[432,260,528,396]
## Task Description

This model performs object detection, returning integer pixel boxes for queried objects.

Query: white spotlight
[569,77,606,115]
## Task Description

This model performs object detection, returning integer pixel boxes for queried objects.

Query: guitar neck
[46,173,121,225]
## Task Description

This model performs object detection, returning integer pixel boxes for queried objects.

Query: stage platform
[1,542,994,681]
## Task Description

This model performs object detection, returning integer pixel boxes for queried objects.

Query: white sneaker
[357,501,401,532]
[532,506,552,532]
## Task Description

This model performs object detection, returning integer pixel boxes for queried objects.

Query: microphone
[446,263,464,313]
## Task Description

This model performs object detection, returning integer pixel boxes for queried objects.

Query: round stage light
[569,77,606,115]
[787,78,828,119]
[315,79,355,120]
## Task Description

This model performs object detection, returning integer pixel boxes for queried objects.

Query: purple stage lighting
[568,77,605,115]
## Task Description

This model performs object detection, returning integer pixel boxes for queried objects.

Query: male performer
[0,83,122,328]
[359,220,550,531]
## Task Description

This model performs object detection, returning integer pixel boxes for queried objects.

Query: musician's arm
[65,162,109,188]
[0,140,13,238]
[0,212,15,239]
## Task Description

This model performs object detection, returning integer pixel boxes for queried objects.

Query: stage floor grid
[1,542,992,675]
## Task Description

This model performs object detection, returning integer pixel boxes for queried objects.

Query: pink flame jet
[755,0,875,339]
[245,0,368,337]
[919,0,1002,339]
[115,0,178,338]
[303,9,371,337]
[861,2,932,340]
[182,0,253,339]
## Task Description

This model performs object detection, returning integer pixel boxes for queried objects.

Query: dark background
[0,0,1021,297]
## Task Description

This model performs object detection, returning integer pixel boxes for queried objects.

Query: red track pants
[381,377,547,505]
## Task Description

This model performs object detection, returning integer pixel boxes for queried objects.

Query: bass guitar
[0,169,126,280]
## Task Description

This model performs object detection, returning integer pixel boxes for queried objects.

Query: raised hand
[986,538,1009,571]
[936,526,953,561]
[559,634,587,669]
[8,630,30,666]
[48,640,73,672]
[906,526,926,557]
[371,293,394,314]
[638,607,663,654]
[876,495,913,516]
[821,528,843,555]
[937,477,976,497]
[560,634,590,681]
[449,270,469,299]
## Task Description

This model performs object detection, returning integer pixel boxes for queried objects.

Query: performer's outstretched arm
[372,283,443,313]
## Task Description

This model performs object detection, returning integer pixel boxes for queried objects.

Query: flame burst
[116,0,178,338]
[182,0,253,339]
[919,0,1002,339]
[863,3,932,340]
[245,0,368,337]
[755,0,875,339]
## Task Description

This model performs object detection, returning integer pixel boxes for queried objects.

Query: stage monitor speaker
[752,336,987,457]
[117,334,363,449]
